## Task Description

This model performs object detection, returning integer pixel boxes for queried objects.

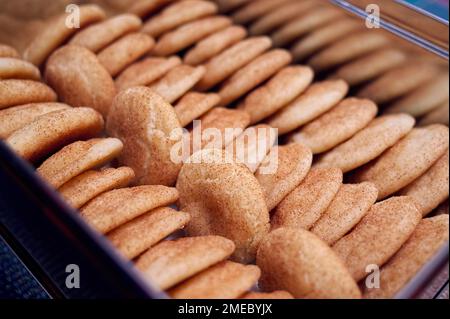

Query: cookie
[0,79,56,110]
[219,49,292,106]
[23,4,106,66]
[135,236,235,290]
[311,182,378,245]
[289,98,378,154]
[385,72,449,117]
[272,168,343,230]
[333,196,422,281]
[174,92,220,127]
[177,149,270,263]
[255,143,313,211]
[152,16,232,56]
[353,125,449,199]
[184,25,247,66]
[97,32,155,77]
[308,31,390,72]
[0,102,70,139]
[37,138,123,189]
[191,107,250,151]
[128,0,174,18]
[291,18,362,61]
[315,114,415,173]
[108,207,190,259]
[419,100,449,126]
[149,65,205,103]
[59,167,135,209]
[0,58,41,81]
[69,14,142,53]
[106,87,182,186]
[216,0,252,13]
[271,6,344,47]
[6,107,103,162]
[241,291,294,299]
[0,44,19,58]
[169,261,260,299]
[45,45,116,117]
[225,124,277,173]
[364,215,449,299]
[249,0,318,36]
[268,80,348,135]
[239,66,314,124]
[80,185,179,233]
[196,36,272,91]
[232,0,291,25]
[331,48,407,86]
[358,63,440,104]
[399,150,449,216]
[257,227,361,299]
[141,0,218,37]
[115,56,181,90]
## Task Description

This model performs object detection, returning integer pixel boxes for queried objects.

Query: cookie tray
[0,137,448,299]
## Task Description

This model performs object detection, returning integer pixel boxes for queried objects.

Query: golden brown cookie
[268,80,348,135]
[232,0,291,25]
[106,87,182,186]
[271,6,344,47]
[333,196,422,281]
[97,32,155,77]
[311,182,378,245]
[225,124,277,173]
[272,168,343,230]
[69,14,142,53]
[177,149,270,263]
[0,58,41,81]
[249,0,318,36]
[308,31,390,72]
[239,66,314,124]
[108,207,190,259]
[196,36,272,91]
[315,114,415,173]
[80,185,179,233]
[419,100,449,126]
[184,25,247,66]
[385,72,449,117]
[135,236,235,290]
[59,167,135,209]
[149,65,205,103]
[169,261,260,299]
[289,98,378,154]
[358,63,440,104]
[0,102,70,139]
[399,150,449,216]
[0,79,56,110]
[6,107,103,162]
[23,4,106,66]
[141,0,218,37]
[152,16,232,56]
[128,0,174,18]
[364,215,449,299]
[219,49,292,106]
[331,48,407,86]
[115,56,181,90]
[257,227,361,299]
[37,138,123,189]
[291,18,362,61]
[353,125,449,199]
[241,291,294,299]
[255,143,313,211]
[174,92,220,127]
[0,44,19,58]
[45,45,116,117]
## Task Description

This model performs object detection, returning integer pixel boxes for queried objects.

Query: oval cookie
[0,79,56,110]
[257,227,361,299]
[419,100,449,127]
[174,92,220,127]
[0,58,41,81]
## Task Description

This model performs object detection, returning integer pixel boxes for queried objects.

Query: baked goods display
[0,0,449,299]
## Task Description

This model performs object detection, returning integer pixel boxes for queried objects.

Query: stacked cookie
[218,0,449,126]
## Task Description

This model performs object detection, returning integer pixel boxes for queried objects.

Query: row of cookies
[217,0,449,126]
